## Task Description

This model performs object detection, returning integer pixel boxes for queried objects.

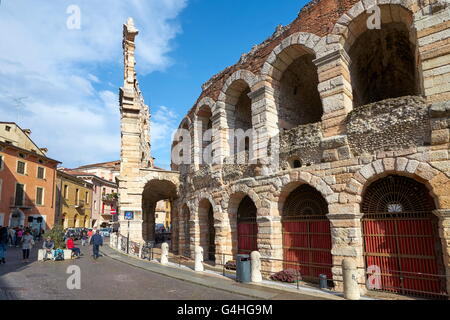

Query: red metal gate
[362,175,447,299]
[238,220,258,254]
[282,184,332,281]
[237,196,258,255]
[283,217,332,280]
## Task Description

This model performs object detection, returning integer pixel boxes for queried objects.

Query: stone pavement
[100,245,342,300]
[0,241,253,300]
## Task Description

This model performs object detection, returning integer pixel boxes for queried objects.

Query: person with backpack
[0,227,8,264]
[90,230,103,260]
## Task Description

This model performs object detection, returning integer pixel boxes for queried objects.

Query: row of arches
[173,4,422,167]
[61,214,90,229]
[178,174,446,298]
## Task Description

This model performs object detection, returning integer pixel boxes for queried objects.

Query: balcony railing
[10,197,34,209]
[75,200,85,208]
[102,193,118,202]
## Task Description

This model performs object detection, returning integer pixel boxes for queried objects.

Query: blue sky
[0,0,308,169]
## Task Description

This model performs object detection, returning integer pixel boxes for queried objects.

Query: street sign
[124,211,134,221]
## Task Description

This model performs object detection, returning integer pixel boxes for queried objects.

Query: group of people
[0,226,37,263]
[0,225,104,264]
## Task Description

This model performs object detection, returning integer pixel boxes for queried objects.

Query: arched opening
[180,204,191,257]
[171,120,192,172]
[10,209,25,228]
[198,199,216,262]
[61,214,66,229]
[361,175,447,299]
[237,196,258,254]
[73,214,78,228]
[276,46,323,129]
[197,105,213,165]
[347,6,419,107]
[281,184,332,283]
[142,179,177,248]
[225,80,252,162]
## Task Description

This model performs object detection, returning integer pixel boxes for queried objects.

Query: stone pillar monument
[161,242,169,266]
[251,251,262,283]
[194,246,204,272]
[118,18,153,243]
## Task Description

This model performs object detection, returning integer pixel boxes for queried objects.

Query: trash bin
[319,274,328,289]
[236,254,251,283]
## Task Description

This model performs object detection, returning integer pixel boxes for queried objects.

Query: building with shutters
[55,170,93,229]
[0,122,60,230]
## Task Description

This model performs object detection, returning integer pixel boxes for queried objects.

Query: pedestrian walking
[90,230,103,259]
[21,231,34,262]
[87,229,93,244]
[8,227,15,247]
[0,226,8,264]
[16,228,23,247]
[81,230,88,246]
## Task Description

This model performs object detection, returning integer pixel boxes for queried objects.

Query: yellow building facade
[55,170,93,229]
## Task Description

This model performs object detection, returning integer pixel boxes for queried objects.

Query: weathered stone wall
[346,96,431,155]
[170,0,450,295]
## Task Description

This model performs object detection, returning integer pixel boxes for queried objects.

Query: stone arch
[141,177,179,243]
[332,2,420,107]
[217,71,258,162]
[9,209,25,228]
[260,32,326,129]
[276,172,336,217]
[226,184,262,214]
[194,97,216,116]
[261,32,323,82]
[218,70,259,103]
[220,185,262,258]
[194,100,214,166]
[196,197,216,261]
[179,203,191,257]
[332,1,417,48]
[345,158,446,209]
[193,192,221,219]
[172,116,194,171]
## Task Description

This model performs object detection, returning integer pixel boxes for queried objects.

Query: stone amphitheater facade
[117,0,450,295]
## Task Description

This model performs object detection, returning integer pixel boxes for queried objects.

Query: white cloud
[0,0,187,168]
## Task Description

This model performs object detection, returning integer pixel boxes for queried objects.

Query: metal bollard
[319,274,328,290]
[343,258,361,300]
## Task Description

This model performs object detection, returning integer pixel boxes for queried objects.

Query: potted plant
[44,226,66,249]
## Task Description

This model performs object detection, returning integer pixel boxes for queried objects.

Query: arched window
[347,6,419,107]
